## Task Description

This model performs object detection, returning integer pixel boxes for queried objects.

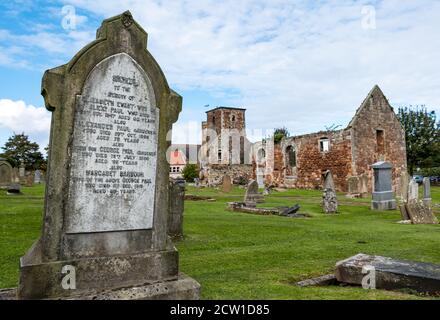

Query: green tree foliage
[397,107,440,174]
[273,127,290,144]
[181,164,199,182]
[1,133,45,169]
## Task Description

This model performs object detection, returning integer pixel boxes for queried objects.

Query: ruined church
[197,85,407,195]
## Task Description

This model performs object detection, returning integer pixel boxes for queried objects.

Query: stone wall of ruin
[292,130,353,191]
[349,88,407,196]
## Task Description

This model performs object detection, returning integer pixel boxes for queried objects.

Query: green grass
[1,183,440,299]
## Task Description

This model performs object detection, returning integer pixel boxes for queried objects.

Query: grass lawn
[1,183,440,299]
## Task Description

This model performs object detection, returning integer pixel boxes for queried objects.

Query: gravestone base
[17,242,201,300]
[371,191,396,210]
[371,199,396,210]
[2,275,200,300]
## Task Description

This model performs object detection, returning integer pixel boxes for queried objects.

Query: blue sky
[1,0,440,151]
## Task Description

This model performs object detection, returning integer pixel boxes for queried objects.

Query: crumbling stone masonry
[253,85,407,195]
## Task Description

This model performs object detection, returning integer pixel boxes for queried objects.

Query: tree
[1,133,45,169]
[273,127,290,144]
[181,164,199,182]
[397,107,440,175]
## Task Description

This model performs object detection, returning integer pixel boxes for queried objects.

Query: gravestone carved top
[17,11,199,300]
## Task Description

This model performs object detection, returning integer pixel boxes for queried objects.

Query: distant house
[169,149,187,179]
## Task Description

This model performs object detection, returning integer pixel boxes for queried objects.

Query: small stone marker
[221,174,232,193]
[359,174,369,197]
[322,170,338,214]
[422,177,432,207]
[335,253,440,295]
[168,178,185,239]
[17,11,200,300]
[244,180,264,205]
[371,161,396,210]
[34,170,42,184]
[25,174,33,187]
[398,171,410,203]
[408,179,419,202]
[0,158,13,189]
[347,176,360,195]
[19,163,25,178]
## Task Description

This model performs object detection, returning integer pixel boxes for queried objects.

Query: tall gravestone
[422,177,432,207]
[371,161,396,210]
[221,174,232,193]
[0,158,13,189]
[34,170,42,184]
[17,11,200,300]
[322,170,338,214]
[168,178,185,239]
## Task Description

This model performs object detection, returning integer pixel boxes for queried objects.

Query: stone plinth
[371,162,396,210]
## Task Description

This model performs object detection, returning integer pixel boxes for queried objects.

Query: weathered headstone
[322,170,338,214]
[422,177,432,207]
[0,158,13,189]
[17,11,200,300]
[405,178,438,224]
[18,162,25,178]
[347,176,360,195]
[221,174,232,193]
[408,179,419,202]
[371,162,396,210]
[244,180,264,205]
[194,177,200,188]
[34,170,42,184]
[25,174,33,187]
[406,201,438,224]
[7,184,21,195]
[398,171,410,203]
[359,173,369,198]
[168,178,185,239]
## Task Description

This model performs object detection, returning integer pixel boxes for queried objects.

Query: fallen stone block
[335,253,440,295]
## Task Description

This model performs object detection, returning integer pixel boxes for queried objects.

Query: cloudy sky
[1,0,440,150]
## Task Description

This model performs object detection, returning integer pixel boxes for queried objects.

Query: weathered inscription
[66,53,158,233]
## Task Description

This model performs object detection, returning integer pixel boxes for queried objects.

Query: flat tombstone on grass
[371,161,396,210]
[17,11,200,300]
[221,174,232,193]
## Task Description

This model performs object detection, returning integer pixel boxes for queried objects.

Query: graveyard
[0,5,440,304]
[1,183,440,299]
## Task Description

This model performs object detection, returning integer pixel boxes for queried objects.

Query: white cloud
[0,99,51,149]
[56,0,440,144]
[3,0,440,144]
[0,99,51,133]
